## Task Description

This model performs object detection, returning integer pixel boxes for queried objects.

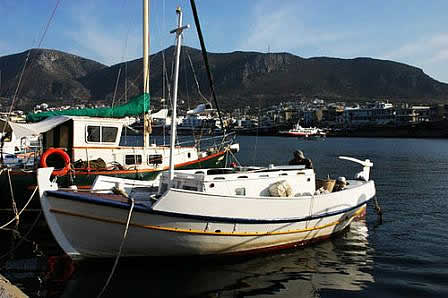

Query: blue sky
[2,0,448,83]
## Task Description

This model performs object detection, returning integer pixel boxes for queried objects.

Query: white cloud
[238,1,349,54]
[383,33,448,63]
[64,4,141,65]
[381,33,448,82]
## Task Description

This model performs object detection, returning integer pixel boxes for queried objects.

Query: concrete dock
[0,274,27,298]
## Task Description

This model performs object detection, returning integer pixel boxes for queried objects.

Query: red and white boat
[279,122,326,137]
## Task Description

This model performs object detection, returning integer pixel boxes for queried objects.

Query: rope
[372,196,383,224]
[187,54,209,104]
[3,0,62,130]
[0,186,38,230]
[189,0,225,134]
[96,191,135,298]
[112,67,122,108]
[175,132,235,147]
[6,169,19,225]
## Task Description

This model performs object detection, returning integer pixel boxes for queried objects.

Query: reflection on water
[52,220,372,298]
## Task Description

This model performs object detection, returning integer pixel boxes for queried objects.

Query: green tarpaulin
[26,93,150,122]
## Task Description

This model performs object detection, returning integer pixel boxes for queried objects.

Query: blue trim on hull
[45,190,371,224]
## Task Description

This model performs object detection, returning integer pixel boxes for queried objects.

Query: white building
[343,101,395,127]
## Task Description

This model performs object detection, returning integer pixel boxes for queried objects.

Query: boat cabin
[159,166,316,197]
[40,116,199,170]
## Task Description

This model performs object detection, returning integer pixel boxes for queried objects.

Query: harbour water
[1,136,448,297]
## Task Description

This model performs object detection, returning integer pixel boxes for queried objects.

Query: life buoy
[40,148,71,176]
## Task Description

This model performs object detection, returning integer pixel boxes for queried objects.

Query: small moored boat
[37,155,375,259]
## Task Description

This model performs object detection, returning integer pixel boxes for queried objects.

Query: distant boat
[37,4,376,260]
[0,118,40,167]
[279,121,326,137]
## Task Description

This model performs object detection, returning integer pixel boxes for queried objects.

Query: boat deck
[56,186,158,205]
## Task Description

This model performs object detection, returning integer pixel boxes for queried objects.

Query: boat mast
[189,0,225,134]
[168,7,189,184]
[143,0,150,148]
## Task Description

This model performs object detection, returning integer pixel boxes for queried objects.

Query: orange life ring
[40,148,71,176]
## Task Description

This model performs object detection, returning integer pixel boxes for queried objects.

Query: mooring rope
[372,196,383,224]
[96,189,135,298]
[4,0,62,128]
[6,169,20,226]
[0,186,38,230]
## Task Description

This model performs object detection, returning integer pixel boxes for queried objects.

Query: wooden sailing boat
[38,4,376,259]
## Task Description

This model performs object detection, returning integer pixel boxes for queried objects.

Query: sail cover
[26,93,150,123]
[8,116,72,138]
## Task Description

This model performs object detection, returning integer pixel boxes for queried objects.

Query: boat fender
[269,180,293,197]
[40,147,71,176]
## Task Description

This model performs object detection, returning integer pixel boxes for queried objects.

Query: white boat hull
[40,180,375,259]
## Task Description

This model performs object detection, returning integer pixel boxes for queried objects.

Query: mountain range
[1,47,448,111]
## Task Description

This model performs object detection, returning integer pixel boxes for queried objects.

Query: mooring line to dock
[96,190,135,298]
[372,196,383,224]
[6,169,19,226]
[0,186,38,230]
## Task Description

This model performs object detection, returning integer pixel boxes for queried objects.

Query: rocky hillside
[1,47,448,111]
[0,49,106,109]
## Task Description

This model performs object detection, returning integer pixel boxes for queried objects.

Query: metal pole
[168,7,189,184]
[143,0,150,148]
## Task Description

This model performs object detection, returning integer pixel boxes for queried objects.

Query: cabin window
[235,188,246,195]
[125,154,142,165]
[183,185,198,191]
[86,125,118,143]
[147,154,163,165]
[87,126,100,142]
[102,127,118,142]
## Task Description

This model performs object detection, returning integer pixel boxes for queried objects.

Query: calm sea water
[1,136,448,297]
